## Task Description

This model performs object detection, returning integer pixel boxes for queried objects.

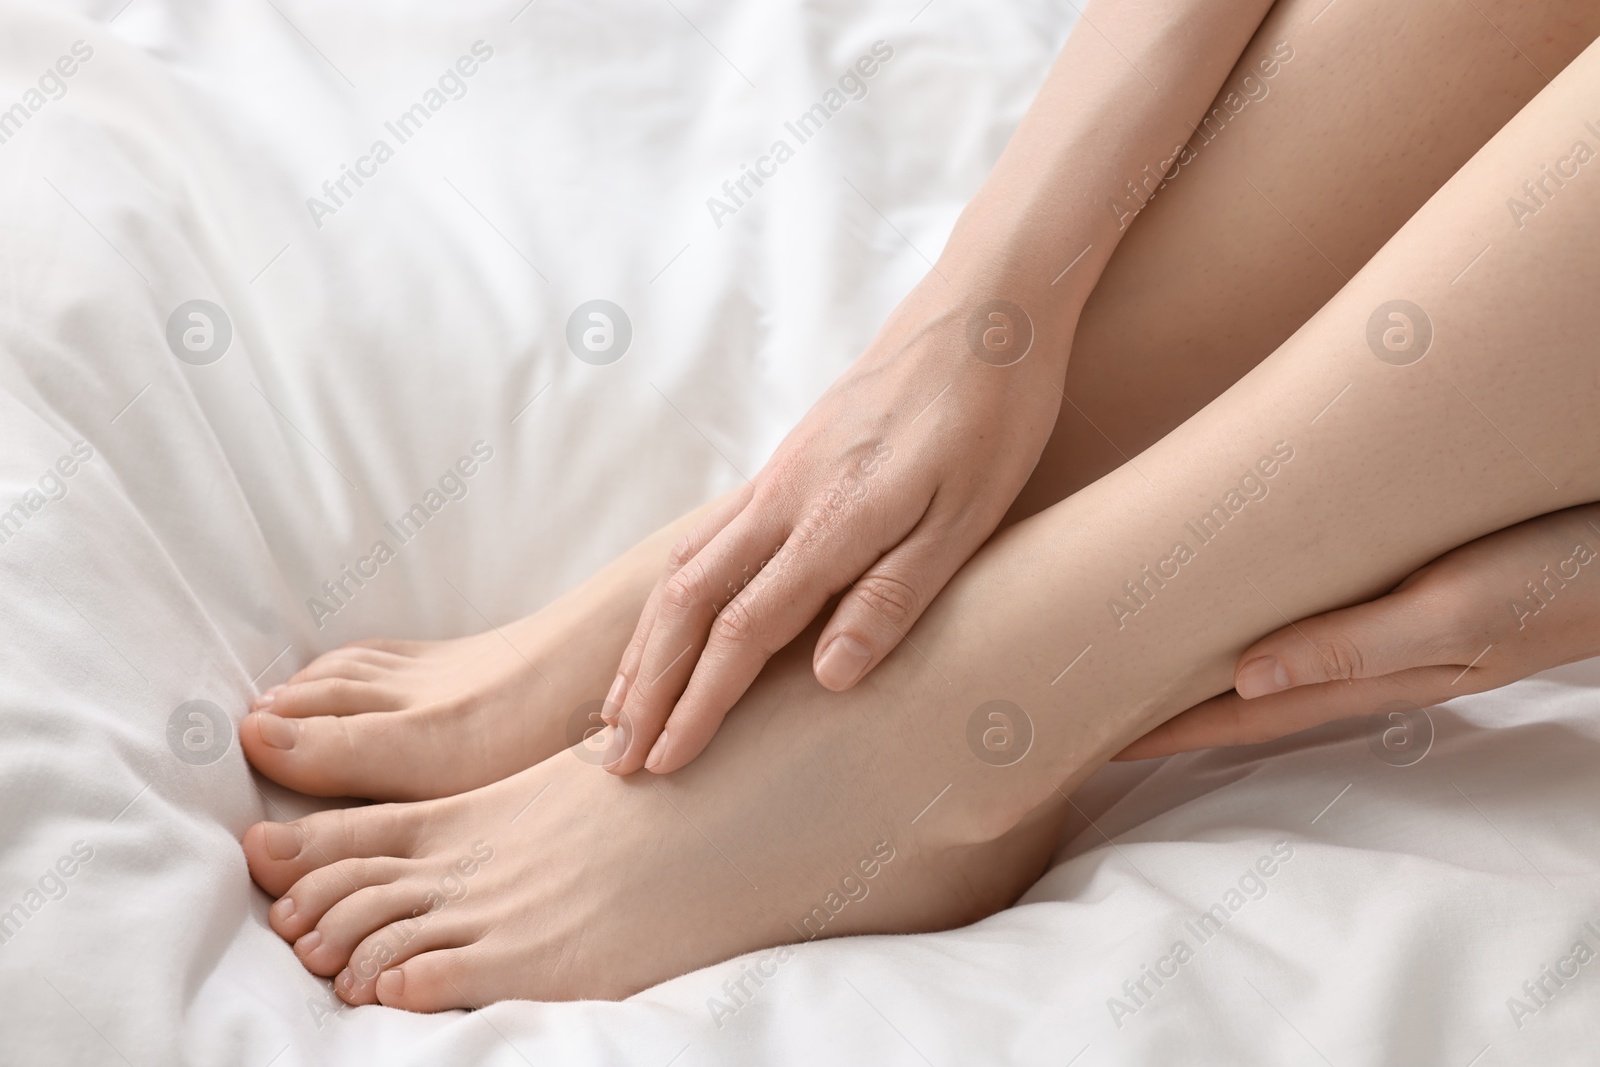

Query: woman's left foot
[242,595,627,802]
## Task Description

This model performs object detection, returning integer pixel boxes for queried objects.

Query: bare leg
[1011,0,1600,515]
[244,34,1600,1009]
[244,0,1600,802]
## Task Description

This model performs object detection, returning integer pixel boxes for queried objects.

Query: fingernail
[645,731,669,772]
[600,717,631,770]
[603,674,628,724]
[271,896,296,923]
[262,822,303,861]
[254,712,298,750]
[295,930,322,957]
[1236,656,1291,699]
[815,635,873,690]
[254,687,279,709]
[377,969,403,1001]
[336,969,354,995]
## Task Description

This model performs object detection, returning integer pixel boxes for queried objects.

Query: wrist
[933,224,1089,372]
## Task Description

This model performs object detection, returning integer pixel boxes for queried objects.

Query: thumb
[1234,589,1454,698]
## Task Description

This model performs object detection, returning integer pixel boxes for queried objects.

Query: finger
[639,497,921,774]
[604,584,661,726]
[603,489,751,728]
[610,508,792,774]
[812,520,975,692]
[1115,665,1465,760]
[1233,589,1461,698]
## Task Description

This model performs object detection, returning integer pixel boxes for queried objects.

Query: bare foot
[243,633,1070,1009]
[242,603,626,802]
[242,487,1249,1009]
[243,503,719,802]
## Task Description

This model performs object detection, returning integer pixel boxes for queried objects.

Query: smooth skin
[1122,503,1600,760]
[245,4,1600,1009]
[606,0,1278,776]
[243,0,1600,802]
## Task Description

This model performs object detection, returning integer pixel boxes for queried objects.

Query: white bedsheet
[2,1,1598,1063]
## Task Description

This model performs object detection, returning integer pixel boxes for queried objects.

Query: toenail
[603,674,628,724]
[377,969,403,1001]
[254,712,298,750]
[295,930,322,956]
[645,730,669,772]
[262,822,303,861]
[271,896,296,923]
[336,969,354,993]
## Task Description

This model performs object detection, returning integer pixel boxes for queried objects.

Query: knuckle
[665,534,699,573]
[1313,637,1364,682]
[793,492,849,548]
[660,564,708,617]
[851,572,920,628]
[712,594,765,649]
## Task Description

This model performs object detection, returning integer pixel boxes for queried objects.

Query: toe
[296,880,433,977]
[258,678,403,718]
[242,708,440,799]
[346,637,425,656]
[338,914,470,1005]
[270,855,407,941]
[244,803,422,896]
[285,646,410,687]
[373,947,484,1012]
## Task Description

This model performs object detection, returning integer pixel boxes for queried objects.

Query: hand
[605,271,1074,774]
[1118,504,1600,761]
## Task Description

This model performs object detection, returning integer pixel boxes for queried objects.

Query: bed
[4,0,1598,1062]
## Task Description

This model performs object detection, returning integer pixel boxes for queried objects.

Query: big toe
[242,709,441,801]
